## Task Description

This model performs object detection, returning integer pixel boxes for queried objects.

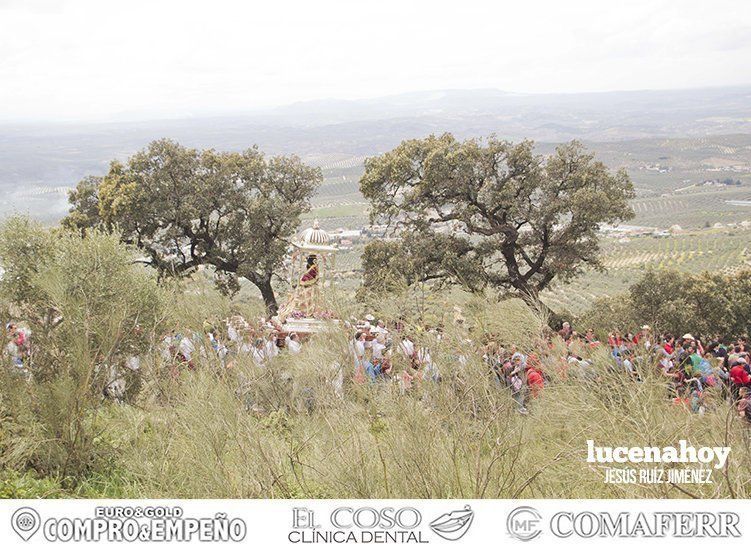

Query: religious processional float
[277,220,340,335]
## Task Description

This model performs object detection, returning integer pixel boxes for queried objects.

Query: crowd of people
[556,321,751,417]
[4,313,751,421]
[350,314,440,387]
[158,315,304,371]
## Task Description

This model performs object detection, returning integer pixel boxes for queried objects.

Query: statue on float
[299,254,320,288]
[277,220,338,333]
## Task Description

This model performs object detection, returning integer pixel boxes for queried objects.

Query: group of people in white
[350,314,440,386]
[153,312,442,393]
[158,315,304,371]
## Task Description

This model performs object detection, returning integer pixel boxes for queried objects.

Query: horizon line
[1,83,750,127]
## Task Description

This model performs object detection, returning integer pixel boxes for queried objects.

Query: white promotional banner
[0,499,746,544]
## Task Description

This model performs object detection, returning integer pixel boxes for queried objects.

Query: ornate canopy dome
[281,219,339,325]
[298,219,331,247]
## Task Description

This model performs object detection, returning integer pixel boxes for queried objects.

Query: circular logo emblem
[11,507,41,541]
[507,506,542,541]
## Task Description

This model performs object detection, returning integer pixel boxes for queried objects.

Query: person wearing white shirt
[227,323,239,344]
[252,346,265,366]
[286,332,302,355]
[373,320,388,335]
[400,337,415,359]
[240,340,253,355]
[125,356,140,371]
[416,346,431,365]
[265,333,279,360]
[178,335,195,362]
[242,338,266,366]
[372,334,387,361]
[160,333,174,361]
[353,331,366,366]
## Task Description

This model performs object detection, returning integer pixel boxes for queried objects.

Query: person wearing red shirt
[526,365,544,399]
[663,335,675,355]
[730,359,750,386]
[608,331,624,348]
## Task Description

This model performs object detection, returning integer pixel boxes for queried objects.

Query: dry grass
[3,277,750,498]
[89,290,751,499]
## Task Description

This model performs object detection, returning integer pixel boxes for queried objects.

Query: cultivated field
[541,230,751,315]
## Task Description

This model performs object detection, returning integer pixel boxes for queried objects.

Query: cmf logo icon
[507,506,542,541]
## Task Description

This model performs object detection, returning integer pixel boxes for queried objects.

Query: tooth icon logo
[429,505,474,541]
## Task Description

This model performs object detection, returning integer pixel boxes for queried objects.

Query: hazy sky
[1,0,750,121]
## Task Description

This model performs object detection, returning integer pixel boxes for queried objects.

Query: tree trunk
[514,286,562,330]
[255,276,278,318]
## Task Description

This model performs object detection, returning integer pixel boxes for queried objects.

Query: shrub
[0,216,55,306]
[584,268,751,339]
[0,219,166,484]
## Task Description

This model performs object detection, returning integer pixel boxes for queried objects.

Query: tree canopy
[582,268,751,340]
[64,139,321,315]
[359,134,635,302]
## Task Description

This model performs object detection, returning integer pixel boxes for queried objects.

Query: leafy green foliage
[359,134,635,301]
[583,268,751,338]
[31,230,165,382]
[0,219,166,484]
[358,232,485,301]
[579,294,638,340]
[0,216,55,306]
[61,176,102,235]
[65,139,322,315]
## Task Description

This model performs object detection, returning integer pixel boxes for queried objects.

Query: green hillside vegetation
[1,221,751,499]
[1,131,750,499]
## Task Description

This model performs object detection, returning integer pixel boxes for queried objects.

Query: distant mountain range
[262,86,751,139]
[1,85,750,221]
